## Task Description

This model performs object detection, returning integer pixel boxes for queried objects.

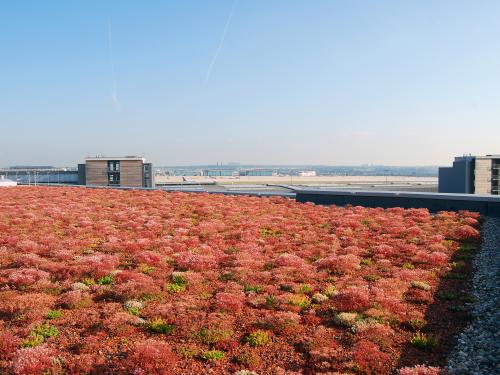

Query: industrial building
[78,156,154,188]
[298,170,317,177]
[0,167,79,184]
[439,155,499,195]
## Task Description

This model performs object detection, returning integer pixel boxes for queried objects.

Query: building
[439,155,499,195]
[474,155,500,195]
[438,156,475,194]
[298,170,317,177]
[78,156,154,188]
[0,167,79,185]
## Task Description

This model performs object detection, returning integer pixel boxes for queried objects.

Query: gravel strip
[447,217,500,375]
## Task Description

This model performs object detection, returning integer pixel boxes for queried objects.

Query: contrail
[108,18,121,111]
[205,0,238,84]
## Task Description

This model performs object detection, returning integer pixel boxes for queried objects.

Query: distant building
[78,156,154,188]
[0,167,79,184]
[298,170,317,177]
[439,155,499,195]
[8,165,56,170]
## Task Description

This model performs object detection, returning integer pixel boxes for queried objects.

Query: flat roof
[476,155,500,159]
[85,156,145,162]
[454,154,500,160]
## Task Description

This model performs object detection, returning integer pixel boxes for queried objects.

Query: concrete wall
[474,158,492,194]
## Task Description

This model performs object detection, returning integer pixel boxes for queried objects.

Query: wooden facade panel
[85,161,108,186]
[84,159,145,187]
[120,160,143,187]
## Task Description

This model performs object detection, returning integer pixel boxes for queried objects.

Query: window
[107,161,121,185]
[108,160,120,172]
[108,173,120,186]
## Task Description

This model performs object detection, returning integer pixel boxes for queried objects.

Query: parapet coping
[295,189,500,202]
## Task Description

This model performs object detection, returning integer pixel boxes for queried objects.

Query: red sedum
[0,187,480,374]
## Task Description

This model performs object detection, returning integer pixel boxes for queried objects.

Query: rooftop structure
[7,165,57,170]
[85,156,145,162]
[78,156,154,188]
[0,168,78,184]
[439,155,500,195]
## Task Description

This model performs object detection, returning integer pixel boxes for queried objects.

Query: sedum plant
[411,332,439,350]
[45,310,62,320]
[199,349,225,361]
[146,318,175,334]
[32,324,59,339]
[245,330,270,347]
[195,327,232,345]
[288,295,311,309]
[97,275,114,285]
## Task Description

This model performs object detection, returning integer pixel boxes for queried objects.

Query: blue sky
[1,1,499,166]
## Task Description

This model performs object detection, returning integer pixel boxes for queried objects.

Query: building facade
[439,155,499,195]
[0,167,79,185]
[78,157,154,188]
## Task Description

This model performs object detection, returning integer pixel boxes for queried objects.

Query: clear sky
[1,1,499,167]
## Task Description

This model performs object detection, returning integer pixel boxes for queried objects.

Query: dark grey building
[439,156,475,194]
